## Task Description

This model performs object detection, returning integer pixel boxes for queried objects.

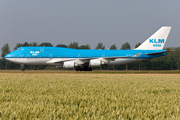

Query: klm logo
[149,39,164,43]
[30,51,39,56]
[149,39,164,47]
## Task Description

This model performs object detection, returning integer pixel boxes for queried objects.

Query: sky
[0,0,180,51]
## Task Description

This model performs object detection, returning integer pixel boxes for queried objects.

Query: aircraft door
[49,54,53,60]
[40,47,44,53]
[26,54,30,60]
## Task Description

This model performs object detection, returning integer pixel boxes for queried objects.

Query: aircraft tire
[21,68,25,71]
[83,68,87,71]
[89,68,92,71]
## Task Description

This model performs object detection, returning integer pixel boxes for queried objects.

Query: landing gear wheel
[75,67,92,71]
[88,68,92,71]
[21,68,25,71]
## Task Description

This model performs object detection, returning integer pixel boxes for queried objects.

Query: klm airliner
[5,26,171,71]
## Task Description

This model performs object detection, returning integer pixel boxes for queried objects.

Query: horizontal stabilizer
[145,51,174,55]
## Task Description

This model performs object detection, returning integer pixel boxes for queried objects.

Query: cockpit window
[17,49,20,50]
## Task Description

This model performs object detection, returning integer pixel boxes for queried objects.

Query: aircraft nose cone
[4,54,8,59]
[4,53,11,60]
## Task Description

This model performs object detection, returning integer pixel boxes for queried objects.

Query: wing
[46,53,142,65]
[46,58,77,64]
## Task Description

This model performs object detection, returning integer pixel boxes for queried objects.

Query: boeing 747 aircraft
[5,26,171,71]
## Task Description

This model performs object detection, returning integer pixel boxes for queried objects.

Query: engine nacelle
[89,59,107,67]
[63,61,75,69]
[63,61,79,69]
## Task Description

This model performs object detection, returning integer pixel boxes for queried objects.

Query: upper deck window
[28,49,39,51]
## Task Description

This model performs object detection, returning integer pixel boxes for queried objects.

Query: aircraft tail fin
[135,26,171,50]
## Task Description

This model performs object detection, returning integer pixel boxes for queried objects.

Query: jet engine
[63,61,79,69]
[63,61,75,68]
[89,59,107,67]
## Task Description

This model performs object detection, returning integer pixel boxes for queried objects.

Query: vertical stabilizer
[136,26,171,50]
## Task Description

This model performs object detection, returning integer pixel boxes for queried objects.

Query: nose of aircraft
[4,52,13,61]
[4,54,9,60]
[4,51,22,63]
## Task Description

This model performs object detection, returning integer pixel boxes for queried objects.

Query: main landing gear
[21,64,25,71]
[75,67,92,71]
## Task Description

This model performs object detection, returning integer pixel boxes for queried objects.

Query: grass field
[0,71,180,119]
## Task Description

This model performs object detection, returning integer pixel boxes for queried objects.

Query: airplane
[5,26,171,71]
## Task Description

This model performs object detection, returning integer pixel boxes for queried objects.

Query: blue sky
[0,0,179,51]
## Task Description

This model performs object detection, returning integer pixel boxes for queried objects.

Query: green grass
[0,73,180,119]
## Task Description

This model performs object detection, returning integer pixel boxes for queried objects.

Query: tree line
[1,42,180,70]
